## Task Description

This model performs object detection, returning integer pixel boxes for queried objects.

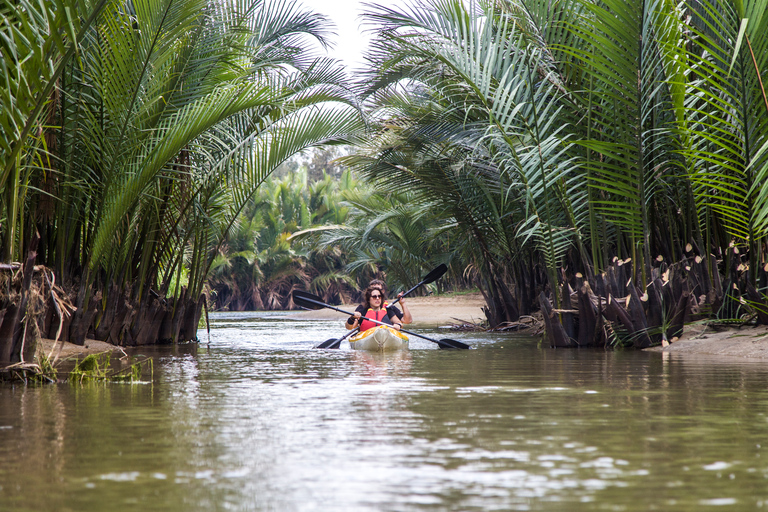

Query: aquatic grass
[68,353,111,383]
[605,323,635,349]
[68,353,152,384]
[33,353,58,383]
[1,361,57,384]
[109,357,153,383]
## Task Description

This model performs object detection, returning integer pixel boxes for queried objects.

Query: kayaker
[369,279,413,324]
[346,286,403,331]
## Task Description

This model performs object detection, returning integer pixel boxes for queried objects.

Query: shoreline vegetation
[30,294,768,363]
[4,0,768,374]
[4,291,768,385]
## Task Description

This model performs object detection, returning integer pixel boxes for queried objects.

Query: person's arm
[346,312,361,330]
[397,292,413,324]
[346,308,362,330]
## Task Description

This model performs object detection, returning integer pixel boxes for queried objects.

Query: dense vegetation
[207,153,473,310]
[2,0,768,364]
[1,0,362,361]
[344,0,768,343]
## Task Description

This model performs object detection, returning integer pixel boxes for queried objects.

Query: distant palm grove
[2,0,768,363]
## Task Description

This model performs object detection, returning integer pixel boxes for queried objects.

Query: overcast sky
[299,0,410,69]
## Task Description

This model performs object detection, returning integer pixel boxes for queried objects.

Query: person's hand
[354,311,362,319]
[397,292,405,304]
[393,323,401,331]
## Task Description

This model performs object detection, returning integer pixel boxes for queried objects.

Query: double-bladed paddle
[315,264,448,349]
[293,289,470,350]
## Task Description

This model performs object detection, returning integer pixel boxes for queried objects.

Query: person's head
[369,279,386,293]
[364,286,386,308]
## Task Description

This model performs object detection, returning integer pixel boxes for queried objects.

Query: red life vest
[360,308,390,331]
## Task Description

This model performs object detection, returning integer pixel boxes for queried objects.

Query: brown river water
[2,311,768,511]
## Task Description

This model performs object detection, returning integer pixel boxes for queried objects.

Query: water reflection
[2,313,768,511]
[353,350,413,381]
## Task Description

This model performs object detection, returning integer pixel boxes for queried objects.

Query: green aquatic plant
[32,354,58,383]
[68,353,152,384]
[109,357,153,383]
[68,353,111,383]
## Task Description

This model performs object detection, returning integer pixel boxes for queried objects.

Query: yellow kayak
[349,326,409,352]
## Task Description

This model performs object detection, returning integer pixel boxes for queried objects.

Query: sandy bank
[290,293,488,327]
[37,338,123,360]
[646,323,768,360]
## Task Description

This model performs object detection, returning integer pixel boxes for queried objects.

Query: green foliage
[1,0,364,340]
[5,0,768,334]
[329,0,768,326]
[68,353,151,383]
[27,354,59,384]
[68,353,111,383]
[209,166,365,309]
[110,357,153,383]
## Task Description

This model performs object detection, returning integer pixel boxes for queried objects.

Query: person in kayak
[346,286,403,331]
[369,278,413,324]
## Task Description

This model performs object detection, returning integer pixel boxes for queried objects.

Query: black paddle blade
[292,290,324,310]
[436,338,470,350]
[316,338,344,349]
[422,263,448,285]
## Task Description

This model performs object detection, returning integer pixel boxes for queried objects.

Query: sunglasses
[370,294,382,299]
